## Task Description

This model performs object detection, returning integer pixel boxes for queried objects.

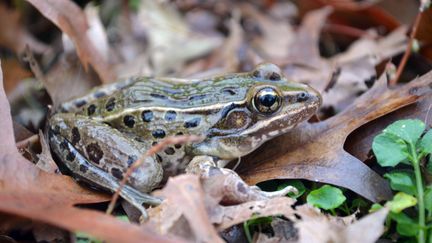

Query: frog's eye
[252,63,282,81]
[253,87,282,114]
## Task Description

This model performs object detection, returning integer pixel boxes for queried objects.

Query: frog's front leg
[48,113,163,217]
[186,156,297,204]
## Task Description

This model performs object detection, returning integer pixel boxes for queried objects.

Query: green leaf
[372,133,408,167]
[383,119,425,145]
[306,185,346,210]
[277,180,306,199]
[369,203,383,213]
[383,171,416,195]
[390,212,419,237]
[427,156,432,174]
[351,198,369,210]
[420,129,432,154]
[75,232,103,243]
[424,186,432,214]
[385,192,417,213]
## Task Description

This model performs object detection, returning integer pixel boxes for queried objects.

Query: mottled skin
[48,63,321,216]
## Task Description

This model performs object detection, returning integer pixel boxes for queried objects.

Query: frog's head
[192,63,321,160]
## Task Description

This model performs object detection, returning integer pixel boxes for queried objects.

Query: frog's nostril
[297,92,309,102]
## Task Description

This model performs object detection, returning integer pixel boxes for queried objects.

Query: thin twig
[16,134,39,149]
[105,135,204,215]
[324,23,377,39]
[389,11,423,86]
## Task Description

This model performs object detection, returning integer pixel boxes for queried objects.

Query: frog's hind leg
[48,113,163,217]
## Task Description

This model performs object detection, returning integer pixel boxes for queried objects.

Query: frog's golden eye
[253,87,282,114]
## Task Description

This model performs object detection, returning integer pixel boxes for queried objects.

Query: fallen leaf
[239,70,432,202]
[147,175,223,243]
[295,205,389,243]
[26,0,115,83]
[35,130,59,174]
[136,0,222,75]
[43,53,100,106]
[312,0,380,11]
[0,4,50,55]
[240,3,295,61]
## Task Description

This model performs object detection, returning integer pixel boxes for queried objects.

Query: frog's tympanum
[48,63,321,216]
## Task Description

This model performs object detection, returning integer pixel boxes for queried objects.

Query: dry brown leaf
[240,3,295,60]
[0,4,50,55]
[43,53,100,106]
[295,205,388,243]
[0,60,182,242]
[313,0,380,11]
[26,0,115,83]
[239,70,432,202]
[136,0,222,76]
[148,175,223,243]
[35,130,59,174]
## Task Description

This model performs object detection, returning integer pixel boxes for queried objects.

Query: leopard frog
[48,63,321,216]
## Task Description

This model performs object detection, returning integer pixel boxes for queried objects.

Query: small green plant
[243,215,273,243]
[306,185,346,214]
[372,119,432,243]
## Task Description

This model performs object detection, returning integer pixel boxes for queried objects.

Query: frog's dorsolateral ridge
[48,63,321,217]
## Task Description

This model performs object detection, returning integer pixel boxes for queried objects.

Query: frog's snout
[304,86,322,108]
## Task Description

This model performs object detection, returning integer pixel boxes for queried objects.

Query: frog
[47,63,321,217]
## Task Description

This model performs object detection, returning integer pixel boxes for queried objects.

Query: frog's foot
[186,156,297,204]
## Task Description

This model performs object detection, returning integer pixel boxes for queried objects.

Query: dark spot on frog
[221,88,236,95]
[85,143,104,164]
[269,72,281,81]
[105,97,116,111]
[94,91,106,98]
[189,94,207,101]
[52,125,61,135]
[111,168,123,180]
[208,166,223,176]
[87,104,96,116]
[164,147,175,155]
[74,100,87,108]
[66,151,76,161]
[156,154,163,163]
[152,141,158,146]
[165,110,177,121]
[59,140,68,150]
[236,182,247,194]
[141,110,153,122]
[123,115,135,128]
[152,129,166,139]
[79,164,88,173]
[71,127,80,145]
[364,75,376,88]
[174,133,183,148]
[184,117,201,128]
[150,93,167,99]
[127,155,137,167]
[409,87,419,95]
[252,70,260,78]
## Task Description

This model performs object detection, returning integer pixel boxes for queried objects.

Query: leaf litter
[1,0,432,242]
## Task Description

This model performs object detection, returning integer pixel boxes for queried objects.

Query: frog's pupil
[259,94,276,107]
